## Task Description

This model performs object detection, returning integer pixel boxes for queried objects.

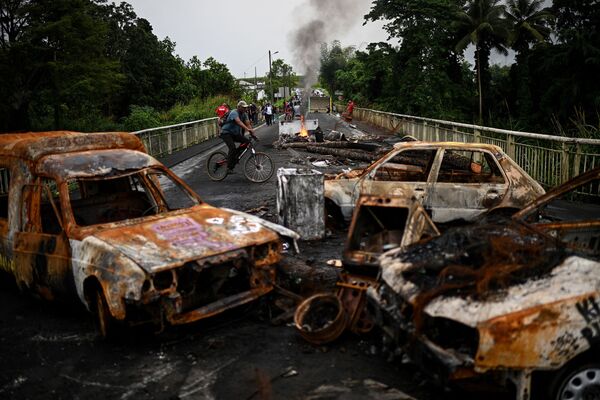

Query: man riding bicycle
[219,100,258,173]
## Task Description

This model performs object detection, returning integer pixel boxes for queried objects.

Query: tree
[268,58,298,97]
[365,0,471,119]
[455,0,509,123]
[319,40,354,96]
[504,0,553,125]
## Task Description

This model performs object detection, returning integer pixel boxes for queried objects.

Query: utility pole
[268,50,278,103]
[254,66,258,101]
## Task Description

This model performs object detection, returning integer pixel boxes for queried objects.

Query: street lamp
[269,50,279,102]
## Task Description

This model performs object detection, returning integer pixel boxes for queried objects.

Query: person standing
[264,102,273,125]
[219,101,257,173]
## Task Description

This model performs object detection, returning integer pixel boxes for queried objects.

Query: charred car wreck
[0,132,298,337]
[324,141,545,225]
[368,167,600,400]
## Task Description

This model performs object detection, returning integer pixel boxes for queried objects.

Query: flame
[299,115,309,137]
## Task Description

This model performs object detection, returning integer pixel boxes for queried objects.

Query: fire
[299,115,309,137]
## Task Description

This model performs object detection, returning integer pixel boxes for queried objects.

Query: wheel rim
[244,153,274,183]
[559,367,600,400]
[207,152,228,181]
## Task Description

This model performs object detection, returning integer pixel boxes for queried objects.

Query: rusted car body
[343,195,439,270]
[0,131,297,336]
[368,168,600,400]
[324,142,545,224]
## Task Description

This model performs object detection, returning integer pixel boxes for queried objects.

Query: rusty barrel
[294,293,346,345]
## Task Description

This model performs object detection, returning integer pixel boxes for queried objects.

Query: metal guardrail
[132,118,219,159]
[354,108,600,189]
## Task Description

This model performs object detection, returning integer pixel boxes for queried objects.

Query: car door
[13,178,73,300]
[353,148,439,207]
[426,148,508,223]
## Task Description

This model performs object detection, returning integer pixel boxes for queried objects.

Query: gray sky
[124,0,389,79]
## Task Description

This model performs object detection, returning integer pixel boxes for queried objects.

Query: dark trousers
[265,114,272,125]
[220,132,250,169]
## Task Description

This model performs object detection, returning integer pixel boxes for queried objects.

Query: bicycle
[206,138,275,183]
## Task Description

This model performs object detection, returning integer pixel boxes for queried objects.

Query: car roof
[36,149,161,180]
[0,131,145,162]
[392,141,504,154]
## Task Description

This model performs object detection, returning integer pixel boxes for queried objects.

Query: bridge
[133,108,600,191]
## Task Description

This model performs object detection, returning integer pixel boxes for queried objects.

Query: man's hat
[237,100,249,108]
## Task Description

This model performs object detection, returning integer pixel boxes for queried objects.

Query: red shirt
[216,105,229,118]
[347,101,355,114]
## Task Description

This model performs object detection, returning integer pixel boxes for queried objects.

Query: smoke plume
[289,0,366,90]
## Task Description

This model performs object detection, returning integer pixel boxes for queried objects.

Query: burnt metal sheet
[0,131,145,162]
[90,207,280,273]
[37,149,160,180]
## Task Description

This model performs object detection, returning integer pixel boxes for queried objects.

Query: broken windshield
[67,167,200,226]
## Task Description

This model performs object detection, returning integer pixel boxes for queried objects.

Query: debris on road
[276,168,325,240]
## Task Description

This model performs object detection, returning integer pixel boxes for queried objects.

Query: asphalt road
[0,113,512,400]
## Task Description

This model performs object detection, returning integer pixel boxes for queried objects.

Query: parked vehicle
[0,131,298,337]
[324,142,545,224]
[368,167,600,400]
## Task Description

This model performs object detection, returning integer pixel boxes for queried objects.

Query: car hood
[377,221,600,328]
[90,205,280,273]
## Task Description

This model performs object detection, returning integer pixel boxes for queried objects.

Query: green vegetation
[0,0,242,132]
[322,0,600,138]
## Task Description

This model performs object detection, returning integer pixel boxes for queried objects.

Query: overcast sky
[124,0,390,79]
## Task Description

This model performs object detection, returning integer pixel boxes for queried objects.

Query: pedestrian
[215,103,229,118]
[219,101,257,173]
[343,100,355,122]
[264,102,273,126]
[250,103,258,124]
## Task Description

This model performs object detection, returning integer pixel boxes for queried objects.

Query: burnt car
[0,132,297,337]
[324,142,545,224]
[368,167,600,400]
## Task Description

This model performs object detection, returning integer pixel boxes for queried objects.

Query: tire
[206,151,229,181]
[551,362,600,400]
[92,288,115,339]
[243,152,274,183]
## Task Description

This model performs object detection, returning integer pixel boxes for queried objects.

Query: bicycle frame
[236,142,256,162]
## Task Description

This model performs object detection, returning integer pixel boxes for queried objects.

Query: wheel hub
[560,368,600,400]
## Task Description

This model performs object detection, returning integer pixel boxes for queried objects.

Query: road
[0,113,511,400]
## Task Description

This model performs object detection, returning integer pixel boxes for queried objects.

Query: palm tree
[455,0,509,123]
[505,0,553,124]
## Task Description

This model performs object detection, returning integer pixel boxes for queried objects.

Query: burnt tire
[550,362,600,400]
[92,288,116,339]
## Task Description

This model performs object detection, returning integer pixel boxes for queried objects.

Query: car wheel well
[83,277,102,306]
[532,345,600,399]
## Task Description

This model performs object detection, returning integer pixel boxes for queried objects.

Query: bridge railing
[354,108,600,189]
[132,117,219,159]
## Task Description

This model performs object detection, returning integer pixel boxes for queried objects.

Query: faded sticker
[206,217,224,225]
[152,217,231,250]
[229,215,261,235]
[576,296,600,346]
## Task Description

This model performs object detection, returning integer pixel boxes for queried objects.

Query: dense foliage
[322,0,600,137]
[0,0,241,132]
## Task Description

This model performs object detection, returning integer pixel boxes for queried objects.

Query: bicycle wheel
[206,151,229,181]
[243,152,274,183]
